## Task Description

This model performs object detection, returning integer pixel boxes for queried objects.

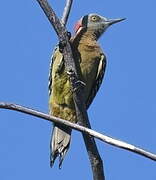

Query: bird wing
[85,54,106,109]
[48,46,64,96]
[48,46,57,96]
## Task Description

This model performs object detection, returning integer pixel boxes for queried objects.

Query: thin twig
[61,0,73,26]
[0,102,156,162]
[36,1,104,179]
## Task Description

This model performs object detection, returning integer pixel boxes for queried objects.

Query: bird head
[74,13,125,39]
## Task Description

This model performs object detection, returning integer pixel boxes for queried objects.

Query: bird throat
[81,31,97,43]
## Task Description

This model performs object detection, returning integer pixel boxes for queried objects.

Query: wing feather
[48,46,64,96]
[85,54,106,109]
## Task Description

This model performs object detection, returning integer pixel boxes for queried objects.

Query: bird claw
[67,70,86,92]
[73,80,86,92]
[75,80,86,87]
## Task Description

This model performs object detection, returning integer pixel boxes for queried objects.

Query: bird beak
[106,18,126,26]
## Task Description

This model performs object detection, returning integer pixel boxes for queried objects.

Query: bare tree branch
[36,0,104,179]
[0,102,156,162]
[36,0,77,74]
[61,1,104,178]
[68,72,104,180]
[61,0,73,26]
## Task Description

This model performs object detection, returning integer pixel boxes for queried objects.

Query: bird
[48,13,125,168]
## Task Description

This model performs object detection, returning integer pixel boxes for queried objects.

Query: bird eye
[91,15,100,22]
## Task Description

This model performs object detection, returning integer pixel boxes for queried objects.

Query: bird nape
[48,13,125,168]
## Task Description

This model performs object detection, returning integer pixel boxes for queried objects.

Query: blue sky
[0,0,156,179]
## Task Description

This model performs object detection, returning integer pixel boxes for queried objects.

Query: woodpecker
[49,13,125,168]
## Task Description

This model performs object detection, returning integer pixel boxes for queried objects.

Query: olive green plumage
[48,13,125,167]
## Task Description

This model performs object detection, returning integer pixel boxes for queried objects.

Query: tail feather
[50,125,71,168]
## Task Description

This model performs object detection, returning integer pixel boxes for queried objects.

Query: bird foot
[75,80,86,87]
[73,80,86,92]
[71,79,86,92]
[67,70,86,92]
